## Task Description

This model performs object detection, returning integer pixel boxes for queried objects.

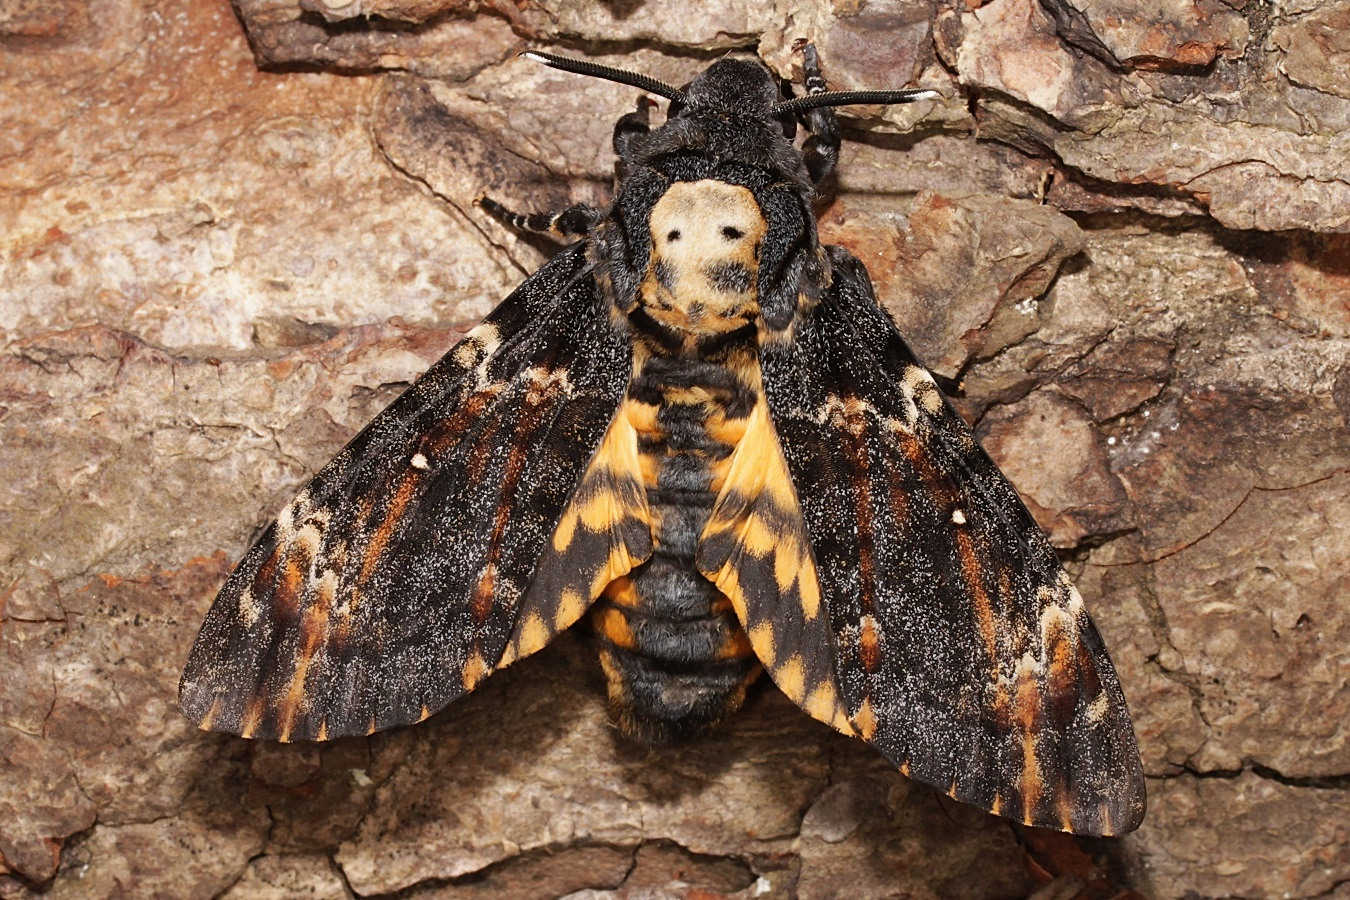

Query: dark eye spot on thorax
[721,226,744,241]
[667,229,682,242]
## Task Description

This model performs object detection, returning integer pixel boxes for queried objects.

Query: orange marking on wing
[555,586,587,629]
[954,527,999,669]
[852,696,878,741]
[470,563,497,625]
[991,680,1013,733]
[708,453,735,494]
[515,611,551,656]
[1098,801,1115,837]
[426,388,498,456]
[1044,609,1080,727]
[746,620,776,668]
[252,548,280,600]
[356,471,421,591]
[240,696,266,740]
[837,404,878,616]
[462,651,488,691]
[1054,784,1075,832]
[276,552,306,624]
[775,655,806,703]
[590,547,640,600]
[805,682,853,735]
[278,575,335,741]
[463,384,554,628]
[1014,663,1046,821]
[198,697,221,732]
[858,616,882,673]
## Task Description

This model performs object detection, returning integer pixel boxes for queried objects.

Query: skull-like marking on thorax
[640,180,768,334]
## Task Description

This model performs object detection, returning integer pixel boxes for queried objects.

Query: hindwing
[696,377,852,735]
[747,247,1145,836]
[179,245,633,742]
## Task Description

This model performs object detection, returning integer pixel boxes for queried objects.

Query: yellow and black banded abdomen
[589,375,762,744]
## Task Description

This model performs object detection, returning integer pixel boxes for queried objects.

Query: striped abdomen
[590,350,763,743]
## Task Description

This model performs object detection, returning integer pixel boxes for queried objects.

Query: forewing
[759,247,1146,836]
[179,245,632,742]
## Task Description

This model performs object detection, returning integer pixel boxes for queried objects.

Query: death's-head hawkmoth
[180,45,1146,836]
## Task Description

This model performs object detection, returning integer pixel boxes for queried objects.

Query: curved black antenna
[521,51,685,103]
[773,89,941,116]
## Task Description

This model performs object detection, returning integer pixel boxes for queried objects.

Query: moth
[180,45,1146,836]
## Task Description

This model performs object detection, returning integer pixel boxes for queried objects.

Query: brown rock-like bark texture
[2,0,1346,897]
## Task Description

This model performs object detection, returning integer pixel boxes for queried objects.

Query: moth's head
[673,57,780,118]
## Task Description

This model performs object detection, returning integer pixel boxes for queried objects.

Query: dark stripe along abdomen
[591,349,762,743]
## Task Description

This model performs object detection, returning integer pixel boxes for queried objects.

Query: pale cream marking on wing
[903,364,944,415]
[275,495,302,541]
[522,365,575,403]
[314,569,338,607]
[1062,577,1087,615]
[453,321,502,367]
[815,394,880,435]
[238,588,262,628]
[411,452,430,470]
[1038,603,1078,649]
[293,521,324,564]
[1086,691,1111,724]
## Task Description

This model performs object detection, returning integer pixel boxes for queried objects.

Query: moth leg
[797,42,840,186]
[476,197,603,240]
[613,96,655,159]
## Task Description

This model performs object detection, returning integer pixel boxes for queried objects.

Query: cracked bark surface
[2,0,1348,897]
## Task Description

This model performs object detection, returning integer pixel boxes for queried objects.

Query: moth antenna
[772,89,941,117]
[521,51,686,103]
